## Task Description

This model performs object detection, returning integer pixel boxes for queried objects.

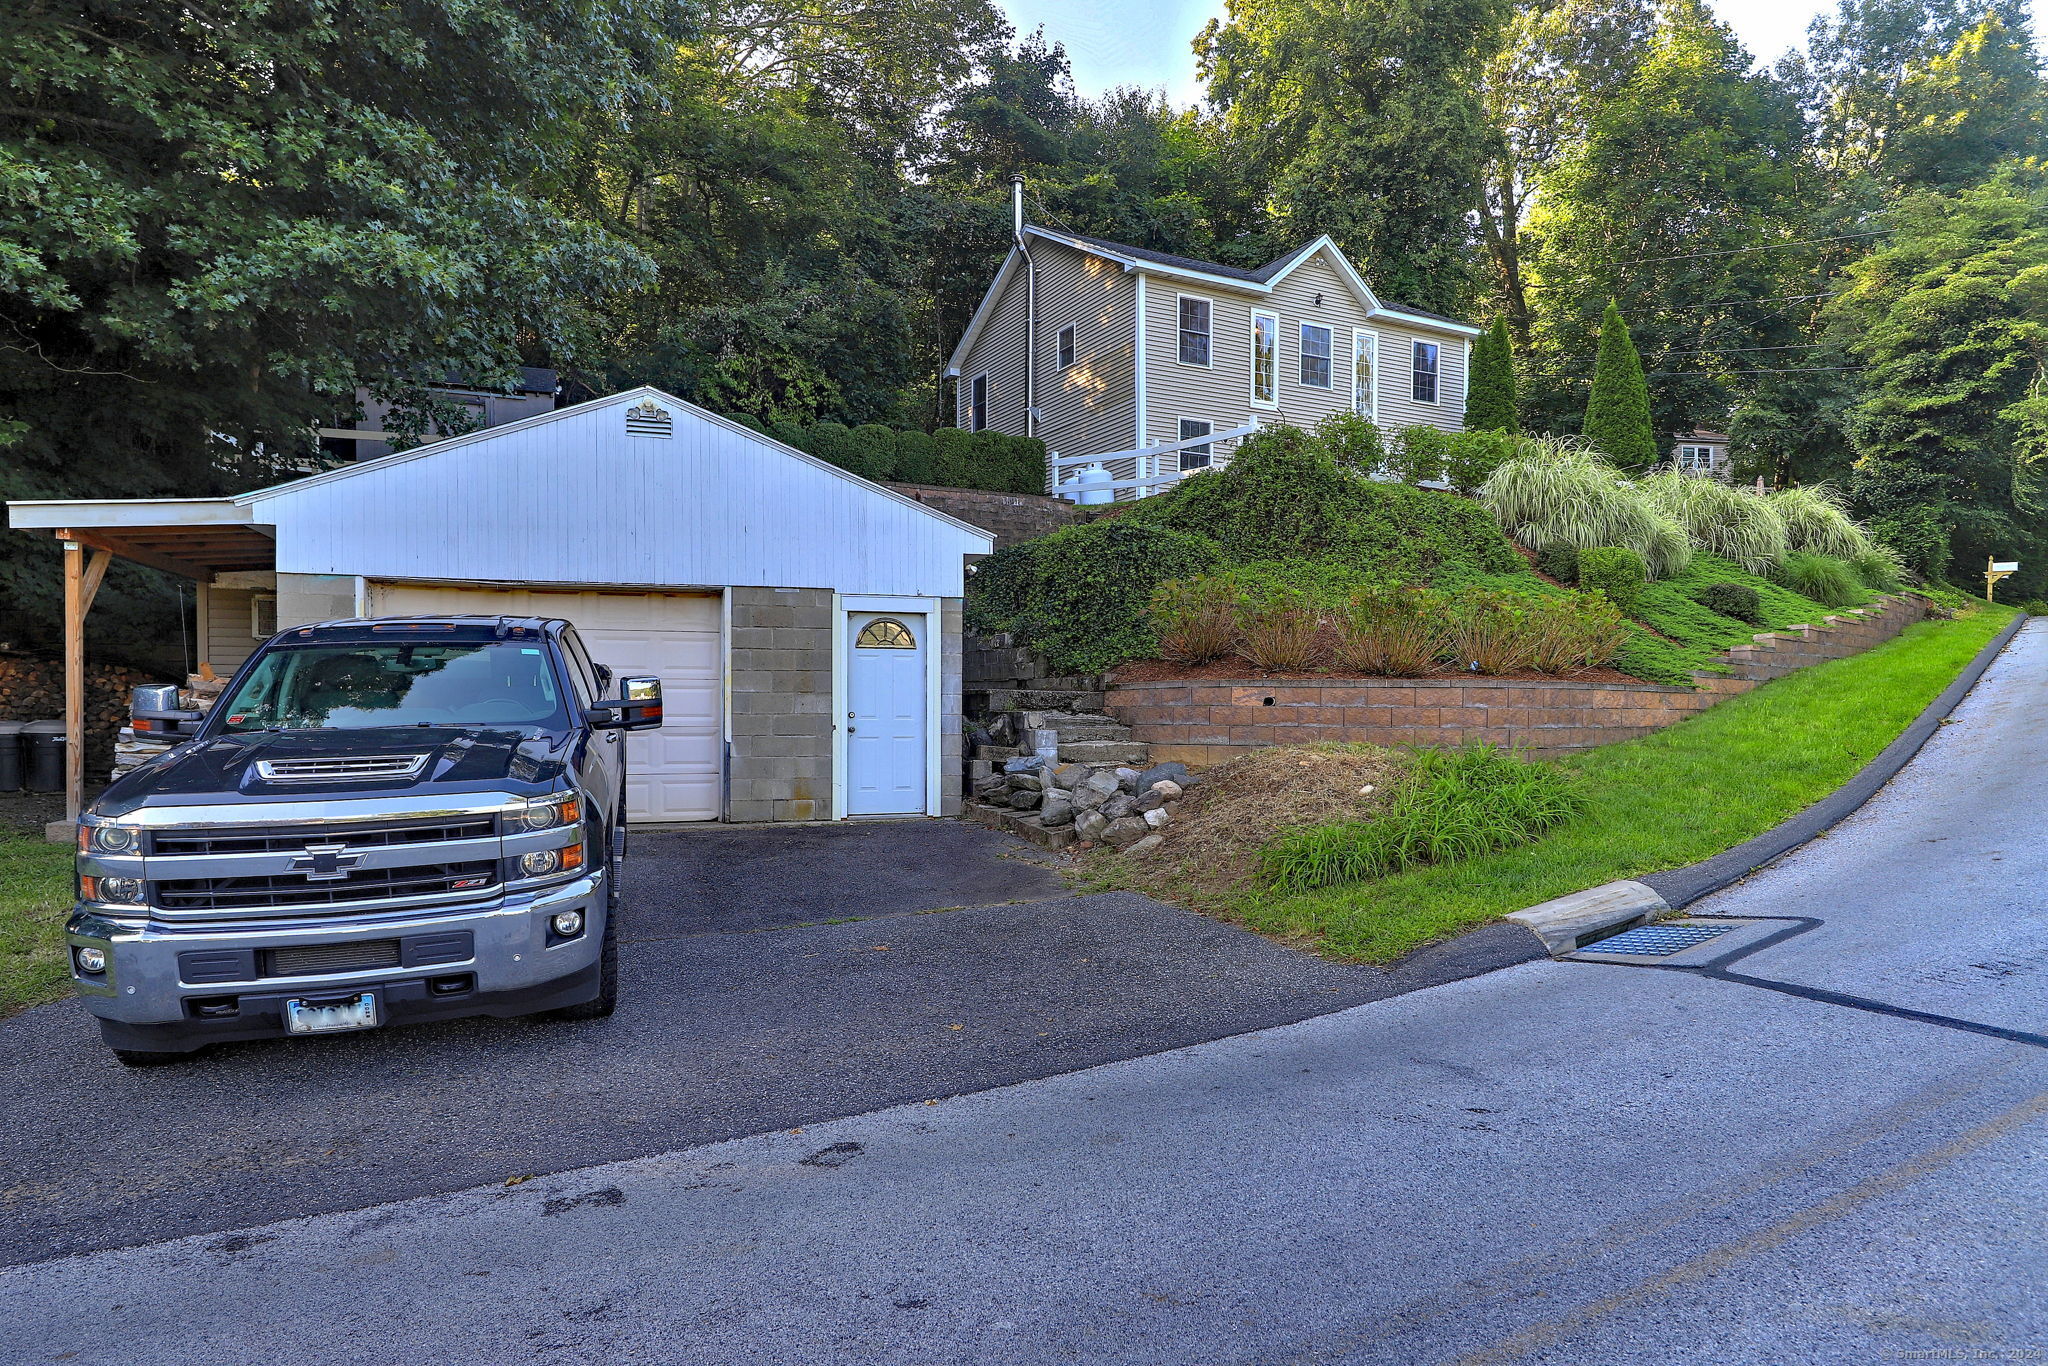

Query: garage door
[367,583,723,822]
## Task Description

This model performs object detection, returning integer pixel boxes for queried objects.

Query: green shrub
[964,521,1221,675]
[2022,599,2048,616]
[1206,559,1377,609]
[1848,546,1904,592]
[1697,581,1762,624]
[1524,593,1631,674]
[1536,542,1580,584]
[1233,584,1326,672]
[1576,547,1648,612]
[1152,425,1526,580]
[1871,507,1949,581]
[1149,577,1237,664]
[893,429,937,484]
[1334,585,1452,676]
[728,414,768,435]
[1773,552,1864,608]
[969,430,1047,495]
[804,420,856,472]
[1258,744,1582,892]
[931,427,976,487]
[1314,411,1390,476]
[1465,316,1520,434]
[1390,426,1449,485]
[1638,471,1788,574]
[1477,439,1690,577]
[1770,483,1873,560]
[848,423,898,481]
[1442,430,1519,493]
[1583,300,1657,465]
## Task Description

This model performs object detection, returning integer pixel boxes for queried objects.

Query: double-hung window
[1177,297,1212,366]
[1057,324,1076,369]
[1177,418,1213,471]
[1299,324,1332,388]
[1251,312,1278,405]
[1678,444,1715,472]
[1412,342,1440,404]
[970,374,988,431]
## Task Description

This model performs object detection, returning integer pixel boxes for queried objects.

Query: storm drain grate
[1579,922,1735,956]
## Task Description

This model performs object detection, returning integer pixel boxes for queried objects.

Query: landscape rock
[1147,779,1185,801]
[1007,788,1042,810]
[1142,806,1171,830]
[1049,764,1087,790]
[1134,788,1168,813]
[1135,761,1190,792]
[1100,793,1137,821]
[1039,792,1075,827]
[987,713,1019,746]
[1074,810,1110,842]
[1001,754,1044,774]
[1006,770,1043,790]
[1123,834,1164,857]
[1114,767,1143,793]
[1102,816,1149,849]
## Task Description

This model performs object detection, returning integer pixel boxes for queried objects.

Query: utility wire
[1575,228,1890,271]
[1645,366,1867,376]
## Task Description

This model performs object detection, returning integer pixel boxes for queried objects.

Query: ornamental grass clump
[1524,593,1632,675]
[1150,577,1238,664]
[1258,744,1583,893]
[1638,470,1789,575]
[1770,483,1874,560]
[1234,586,1326,672]
[1449,590,1537,675]
[1773,552,1864,607]
[1334,585,1451,675]
[1477,439,1691,578]
[1848,546,1905,592]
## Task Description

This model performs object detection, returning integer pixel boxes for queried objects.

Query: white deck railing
[1046,422,1261,503]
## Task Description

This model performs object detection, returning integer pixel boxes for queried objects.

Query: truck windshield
[215,642,566,732]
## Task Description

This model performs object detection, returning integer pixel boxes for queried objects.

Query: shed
[7,388,994,824]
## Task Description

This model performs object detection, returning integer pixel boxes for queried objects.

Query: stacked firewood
[110,673,224,779]
[0,655,175,777]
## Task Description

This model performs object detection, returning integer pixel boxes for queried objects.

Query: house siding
[1138,246,1469,467]
[953,257,1030,439]
[1033,243,1137,463]
[197,584,260,675]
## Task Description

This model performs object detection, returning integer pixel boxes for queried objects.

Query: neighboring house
[1673,430,1733,478]
[944,222,1482,484]
[10,388,993,824]
[316,367,560,464]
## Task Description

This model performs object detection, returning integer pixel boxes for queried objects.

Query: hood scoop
[255,754,432,784]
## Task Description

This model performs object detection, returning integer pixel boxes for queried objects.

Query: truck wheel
[110,1047,190,1068]
[549,915,618,1022]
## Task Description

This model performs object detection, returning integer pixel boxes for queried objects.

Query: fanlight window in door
[855,619,916,650]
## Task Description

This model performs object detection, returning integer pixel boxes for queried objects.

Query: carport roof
[4,496,274,579]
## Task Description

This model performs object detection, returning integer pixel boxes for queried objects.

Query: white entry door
[367,582,723,823]
[845,612,927,816]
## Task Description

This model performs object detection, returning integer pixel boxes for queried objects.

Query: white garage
[10,387,993,825]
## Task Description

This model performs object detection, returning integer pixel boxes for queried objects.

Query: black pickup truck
[66,615,663,1064]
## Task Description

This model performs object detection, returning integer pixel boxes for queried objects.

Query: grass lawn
[1230,603,2017,963]
[1,833,77,1019]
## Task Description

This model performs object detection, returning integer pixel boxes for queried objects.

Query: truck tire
[111,1047,190,1068]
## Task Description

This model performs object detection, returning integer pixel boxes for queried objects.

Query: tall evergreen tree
[1583,301,1657,464]
[1466,318,1522,433]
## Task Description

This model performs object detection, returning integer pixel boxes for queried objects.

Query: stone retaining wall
[1108,594,1935,769]
[886,484,1088,549]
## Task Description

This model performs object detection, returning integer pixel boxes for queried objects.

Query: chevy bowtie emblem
[289,843,363,881]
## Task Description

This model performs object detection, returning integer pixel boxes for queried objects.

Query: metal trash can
[0,721,23,793]
[22,720,66,793]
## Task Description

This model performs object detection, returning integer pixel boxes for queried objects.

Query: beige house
[944,224,1482,487]
[1674,429,1733,478]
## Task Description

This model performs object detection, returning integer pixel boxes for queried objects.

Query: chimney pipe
[1012,173,1025,243]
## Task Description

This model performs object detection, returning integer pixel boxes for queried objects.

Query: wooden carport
[3,499,275,825]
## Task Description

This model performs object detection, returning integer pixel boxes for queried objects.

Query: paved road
[5,623,2042,1365]
[0,807,1531,1266]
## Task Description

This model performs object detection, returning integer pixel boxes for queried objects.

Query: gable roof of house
[946,227,1478,375]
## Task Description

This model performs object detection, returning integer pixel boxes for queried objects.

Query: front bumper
[66,871,606,1052]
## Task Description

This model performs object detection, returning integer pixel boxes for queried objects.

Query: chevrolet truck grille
[155,861,499,912]
[150,818,496,857]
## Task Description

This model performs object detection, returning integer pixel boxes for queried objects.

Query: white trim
[1173,292,1215,368]
[833,595,942,819]
[1175,416,1215,470]
[1133,274,1149,447]
[1352,328,1379,422]
[232,386,994,545]
[6,497,250,530]
[1298,321,1334,390]
[1265,236,1383,315]
[1371,307,1482,338]
[1250,310,1279,409]
[1056,322,1076,370]
[944,246,1023,375]
[1460,338,1471,407]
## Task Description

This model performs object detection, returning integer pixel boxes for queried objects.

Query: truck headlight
[79,823,142,854]
[512,797,580,833]
[82,875,144,906]
[516,843,585,880]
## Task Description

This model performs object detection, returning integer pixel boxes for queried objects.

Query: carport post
[58,536,111,825]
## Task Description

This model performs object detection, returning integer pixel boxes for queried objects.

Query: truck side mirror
[129,684,205,746]
[589,676,663,732]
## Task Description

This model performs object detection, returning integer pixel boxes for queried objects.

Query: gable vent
[625,398,672,439]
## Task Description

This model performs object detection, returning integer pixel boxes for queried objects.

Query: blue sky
[996,0,2048,104]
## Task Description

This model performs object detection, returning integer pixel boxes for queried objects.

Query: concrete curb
[1507,610,2027,956]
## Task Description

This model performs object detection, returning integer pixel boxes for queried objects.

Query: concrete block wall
[1109,594,1935,769]
[886,485,1090,549]
[940,598,965,817]
[727,586,835,822]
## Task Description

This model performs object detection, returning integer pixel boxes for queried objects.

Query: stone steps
[970,687,1108,715]
[1054,738,1151,766]
[1016,710,1132,742]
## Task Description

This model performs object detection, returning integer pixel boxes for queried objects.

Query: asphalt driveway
[0,818,1533,1267]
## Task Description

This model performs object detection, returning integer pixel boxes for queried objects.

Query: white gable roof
[244,388,993,598]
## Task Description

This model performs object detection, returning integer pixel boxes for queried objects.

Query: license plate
[284,992,380,1035]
